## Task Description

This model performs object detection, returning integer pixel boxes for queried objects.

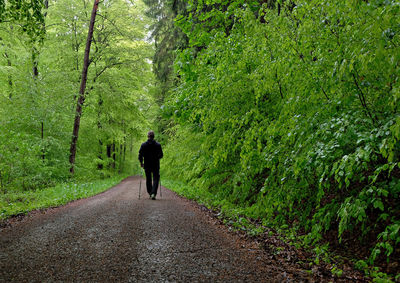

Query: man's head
[147,130,155,140]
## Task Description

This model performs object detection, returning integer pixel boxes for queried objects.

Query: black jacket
[138,139,163,170]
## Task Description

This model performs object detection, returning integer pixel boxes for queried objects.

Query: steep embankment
[159,1,400,279]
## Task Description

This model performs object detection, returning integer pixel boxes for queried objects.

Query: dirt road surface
[1,176,332,282]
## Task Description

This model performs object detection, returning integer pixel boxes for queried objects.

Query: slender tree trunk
[2,51,13,98]
[352,72,376,124]
[0,170,3,193]
[31,46,44,161]
[69,0,100,174]
[31,0,48,77]
[112,143,116,169]
[31,0,49,161]
[123,142,126,162]
[41,122,45,161]
[32,49,39,78]
[119,144,123,173]
[275,69,284,99]
[107,144,112,159]
[97,140,104,170]
[97,94,103,170]
[120,139,126,173]
[7,59,12,98]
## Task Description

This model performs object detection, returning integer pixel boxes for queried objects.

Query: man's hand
[140,163,144,168]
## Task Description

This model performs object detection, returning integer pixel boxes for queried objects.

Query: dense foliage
[157,0,400,268]
[0,0,155,190]
[143,0,187,102]
[1,0,399,277]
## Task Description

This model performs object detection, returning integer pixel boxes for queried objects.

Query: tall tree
[0,0,154,189]
[69,0,99,174]
[143,0,188,103]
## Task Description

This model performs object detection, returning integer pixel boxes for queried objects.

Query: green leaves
[0,0,155,189]
[1,0,47,43]
[154,0,400,268]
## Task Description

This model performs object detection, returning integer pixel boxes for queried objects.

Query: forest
[0,0,155,185]
[1,0,399,280]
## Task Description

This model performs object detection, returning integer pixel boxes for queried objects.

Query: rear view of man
[138,131,163,200]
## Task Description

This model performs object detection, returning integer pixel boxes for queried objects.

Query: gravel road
[1,176,322,282]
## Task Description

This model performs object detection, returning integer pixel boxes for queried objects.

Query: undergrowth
[157,1,399,281]
[162,177,399,282]
[0,175,126,220]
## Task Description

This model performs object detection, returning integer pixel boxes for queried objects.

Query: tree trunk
[0,170,3,193]
[107,144,112,159]
[112,143,116,169]
[119,143,123,173]
[97,94,103,170]
[41,122,45,161]
[69,0,100,174]
[31,0,48,161]
[3,52,12,98]
[32,50,39,78]
[7,60,12,98]
[120,140,126,173]
[97,139,103,170]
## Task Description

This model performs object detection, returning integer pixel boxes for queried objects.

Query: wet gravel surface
[1,176,332,282]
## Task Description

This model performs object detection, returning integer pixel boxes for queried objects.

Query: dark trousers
[145,167,159,196]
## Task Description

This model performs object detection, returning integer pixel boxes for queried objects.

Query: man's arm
[158,144,163,159]
[138,144,144,167]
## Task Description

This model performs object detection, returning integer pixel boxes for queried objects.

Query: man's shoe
[151,194,156,200]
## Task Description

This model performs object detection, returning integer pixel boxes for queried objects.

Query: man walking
[138,130,163,200]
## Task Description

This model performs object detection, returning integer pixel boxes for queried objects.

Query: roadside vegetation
[151,0,399,280]
[0,175,126,220]
[0,1,154,218]
[1,0,399,281]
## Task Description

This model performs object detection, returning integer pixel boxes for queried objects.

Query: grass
[0,175,126,220]
[161,178,214,204]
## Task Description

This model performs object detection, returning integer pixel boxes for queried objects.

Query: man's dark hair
[147,130,155,140]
